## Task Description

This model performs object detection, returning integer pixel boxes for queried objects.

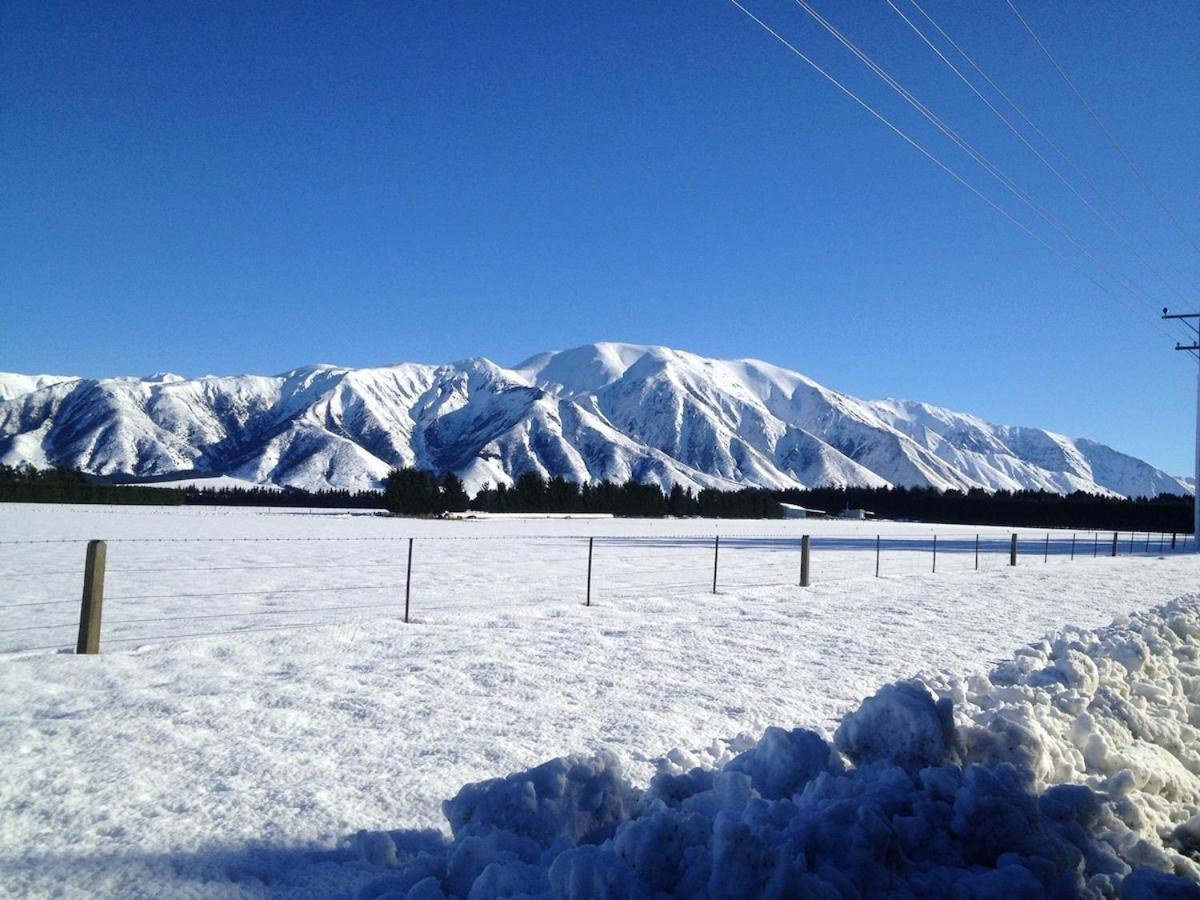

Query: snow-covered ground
[0,504,1196,897]
[3,504,1192,655]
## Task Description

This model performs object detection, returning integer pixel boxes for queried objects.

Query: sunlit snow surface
[0,504,1197,897]
[2,344,1193,497]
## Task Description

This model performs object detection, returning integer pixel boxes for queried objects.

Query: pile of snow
[353,598,1200,898]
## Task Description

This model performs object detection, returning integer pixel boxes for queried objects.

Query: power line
[903,0,1200,301]
[723,1,1056,250]
[772,0,1196,354]
[1004,0,1200,263]
[884,0,1200,339]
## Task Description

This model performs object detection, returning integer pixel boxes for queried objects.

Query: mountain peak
[0,346,1190,498]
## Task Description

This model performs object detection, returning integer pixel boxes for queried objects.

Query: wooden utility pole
[1162,309,1199,549]
[76,540,106,654]
[586,537,593,607]
[404,538,413,623]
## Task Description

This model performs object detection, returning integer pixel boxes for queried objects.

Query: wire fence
[1,528,1195,655]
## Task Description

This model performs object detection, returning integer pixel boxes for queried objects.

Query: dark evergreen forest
[1,463,1192,532]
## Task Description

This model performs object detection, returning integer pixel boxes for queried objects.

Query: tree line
[0,464,186,505]
[0,464,383,508]
[778,485,1194,534]
[1,462,1194,532]
[384,468,784,519]
[179,485,384,508]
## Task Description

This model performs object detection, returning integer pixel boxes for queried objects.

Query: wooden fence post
[1093,533,1098,558]
[1070,534,1076,561]
[712,535,719,594]
[1044,533,1049,563]
[1128,532,1135,554]
[800,535,811,587]
[932,535,937,573]
[404,537,413,623]
[1111,532,1118,557]
[586,537,593,607]
[1009,534,1018,567]
[875,535,880,578]
[76,539,106,655]
[974,534,979,571]
[1172,533,1177,550]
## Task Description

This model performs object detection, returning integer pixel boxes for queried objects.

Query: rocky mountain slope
[0,343,1190,497]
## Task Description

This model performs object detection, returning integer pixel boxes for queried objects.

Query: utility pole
[1162,309,1200,550]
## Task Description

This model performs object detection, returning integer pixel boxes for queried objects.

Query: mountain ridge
[0,343,1191,498]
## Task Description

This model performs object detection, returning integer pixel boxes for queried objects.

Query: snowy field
[2,503,1192,655]
[0,504,1197,897]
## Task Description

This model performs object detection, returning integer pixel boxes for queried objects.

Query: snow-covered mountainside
[0,373,79,401]
[0,345,1191,497]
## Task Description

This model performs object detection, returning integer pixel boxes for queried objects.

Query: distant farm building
[838,508,876,520]
[780,502,826,519]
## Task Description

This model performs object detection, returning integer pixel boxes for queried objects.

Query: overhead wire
[883,0,1200,344]
[720,0,1200,360]
[723,0,1083,259]
[1004,0,1200,264]
[903,0,1200,299]
[782,0,1195,355]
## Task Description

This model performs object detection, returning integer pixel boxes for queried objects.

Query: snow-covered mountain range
[0,343,1191,498]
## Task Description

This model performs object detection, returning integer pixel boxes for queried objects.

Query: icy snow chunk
[1056,649,1101,697]
[609,808,711,893]
[950,764,1042,866]
[546,841,643,899]
[356,829,399,868]
[1175,812,1200,852]
[1118,867,1200,898]
[833,681,955,770]
[1038,782,1103,827]
[403,876,448,900]
[356,856,446,900]
[725,726,841,800]
[442,752,637,847]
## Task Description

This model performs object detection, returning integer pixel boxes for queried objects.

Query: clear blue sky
[4,1,1199,474]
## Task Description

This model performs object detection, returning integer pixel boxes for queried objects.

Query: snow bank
[354,598,1200,898]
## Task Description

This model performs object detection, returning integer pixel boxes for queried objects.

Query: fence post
[932,535,937,573]
[975,534,979,571]
[800,535,811,587]
[586,537,593,607]
[1070,534,1076,561]
[875,535,880,578]
[1172,532,1177,550]
[1144,532,1150,553]
[1111,532,1118,557]
[1128,532,1135,554]
[76,539,107,655]
[1093,533,1098,558]
[1044,533,1049,563]
[1159,533,1164,553]
[712,535,719,594]
[1009,534,1018,567]
[404,537,413,623]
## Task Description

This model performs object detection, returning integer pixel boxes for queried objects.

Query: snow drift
[353,597,1200,898]
[1,344,1192,497]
